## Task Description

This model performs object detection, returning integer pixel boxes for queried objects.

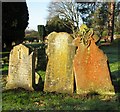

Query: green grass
[37,70,46,81]
[0,65,8,72]
[99,39,120,87]
[1,38,120,111]
[110,62,119,72]
[2,89,119,111]
[0,52,9,55]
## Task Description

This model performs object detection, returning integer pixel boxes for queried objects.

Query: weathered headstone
[5,44,40,91]
[73,25,115,94]
[44,32,75,94]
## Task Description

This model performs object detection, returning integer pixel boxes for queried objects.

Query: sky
[26,0,120,31]
[26,0,51,31]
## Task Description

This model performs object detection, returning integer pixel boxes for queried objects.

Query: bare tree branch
[47,0,81,36]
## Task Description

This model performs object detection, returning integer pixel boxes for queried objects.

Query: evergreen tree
[90,3,108,38]
[2,2,29,51]
[45,16,72,35]
[37,25,46,42]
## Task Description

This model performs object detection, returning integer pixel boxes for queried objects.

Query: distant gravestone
[44,32,75,94]
[73,25,115,94]
[5,44,40,91]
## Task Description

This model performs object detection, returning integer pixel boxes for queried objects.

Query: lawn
[1,39,120,111]
[2,89,119,111]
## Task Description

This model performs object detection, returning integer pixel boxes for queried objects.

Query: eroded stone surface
[44,32,75,93]
[73,36,115,94]
[5,44,40,91]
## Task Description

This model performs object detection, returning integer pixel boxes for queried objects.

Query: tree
[45,15,73,35]
[114,1,120,34]
[37,25,46,42]
[2,2,29,51]
[76,2,96,26]
[47,0,117,43]
[47,1,99,36]
[107,1,115,42]
[77,1,116,43]
[47,0,81,37]
[89,2,108,38]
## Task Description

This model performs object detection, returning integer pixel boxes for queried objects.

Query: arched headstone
[44,32,75,94]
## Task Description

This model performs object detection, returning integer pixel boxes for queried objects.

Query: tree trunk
[108,2,115,43]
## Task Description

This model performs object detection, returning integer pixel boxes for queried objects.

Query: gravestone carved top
[44,32,75,93]
[73,24,115,94]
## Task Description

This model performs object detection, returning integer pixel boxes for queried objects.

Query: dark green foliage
[45,16,73,35]
[2,2,29,51]
[90,3,108,38]
[37,25,46,41]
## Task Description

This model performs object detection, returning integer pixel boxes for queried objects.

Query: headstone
[5,44,40,91]
[73,24,115,94]
[44,32,75,94]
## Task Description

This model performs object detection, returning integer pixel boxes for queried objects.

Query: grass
[2,89,119,111]
[0,52,9,55]
[100,39,120,89]
[37,70,46,81]
[0,64,8,72]
[1,38,120,111]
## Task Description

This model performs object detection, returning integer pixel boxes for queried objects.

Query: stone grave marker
[5,44,40,91]
[44,32,75,94]
[73,24,115,94]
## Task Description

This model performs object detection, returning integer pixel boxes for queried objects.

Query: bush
[102,30,108,37]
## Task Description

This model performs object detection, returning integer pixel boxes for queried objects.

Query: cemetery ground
[1,38,120,111]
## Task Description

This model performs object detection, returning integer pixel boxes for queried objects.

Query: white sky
[26,0,51,31]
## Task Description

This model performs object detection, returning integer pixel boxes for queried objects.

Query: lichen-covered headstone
[73,24,115,94]
[44,32,75,93]
[5,44,40,91]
